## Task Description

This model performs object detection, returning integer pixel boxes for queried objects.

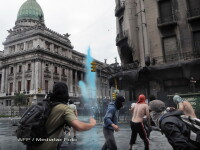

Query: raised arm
[71,117,96,131]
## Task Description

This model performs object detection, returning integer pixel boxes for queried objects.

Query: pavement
[0,117,173,150]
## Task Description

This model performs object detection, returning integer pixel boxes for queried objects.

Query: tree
[13,93,27,107]
[13,93,28,116]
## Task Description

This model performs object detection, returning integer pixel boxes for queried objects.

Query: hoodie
[103,102,118,130]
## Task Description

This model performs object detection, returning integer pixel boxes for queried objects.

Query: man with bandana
[129,94,150,150]
[101,95,125,150]
[149,100,199,150]
[173,95,197,118]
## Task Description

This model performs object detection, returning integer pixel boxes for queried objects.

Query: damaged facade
[113,0,200,111]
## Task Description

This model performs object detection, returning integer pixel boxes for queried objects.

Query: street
[0,118,173,150]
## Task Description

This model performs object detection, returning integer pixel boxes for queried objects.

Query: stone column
[59,66,62,81]
[34,60,39,92]
[24,42,27,50]
[66,68,69,87]
[69,69,73,93]
[47,63,53,92]
[50,44,54,52]
[13,65,16,93]
[81,71,84,81]
[22,63,25,92]
[5,67,8,94]
[1,68,5,93]
[75,70,77,94]
[31,61,35,90]
[41,61,45,90]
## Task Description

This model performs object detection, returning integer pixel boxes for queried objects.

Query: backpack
[180,115,200,143]
[16,98,66,146]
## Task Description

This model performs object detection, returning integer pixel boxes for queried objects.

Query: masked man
[149,100,199,150]
[101,95,125,150]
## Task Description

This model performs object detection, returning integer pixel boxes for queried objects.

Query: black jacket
[160,110,199,150]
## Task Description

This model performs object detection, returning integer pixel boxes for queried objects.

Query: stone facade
[113,0,200,102]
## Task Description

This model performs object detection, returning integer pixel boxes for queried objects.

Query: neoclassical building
[0,0,110,115]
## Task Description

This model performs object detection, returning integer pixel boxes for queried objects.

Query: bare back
[132,103,149,123]
[178,101,197,118]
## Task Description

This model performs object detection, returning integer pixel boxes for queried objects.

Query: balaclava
[149,100,166,127]
[50,82,69,103]
[173,95,184,104]
[137,94,146,104]
[115,95,125,110]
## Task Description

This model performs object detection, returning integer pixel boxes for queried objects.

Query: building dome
[17,0,44,21]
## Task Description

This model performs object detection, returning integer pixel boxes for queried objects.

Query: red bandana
[137,94,146,104]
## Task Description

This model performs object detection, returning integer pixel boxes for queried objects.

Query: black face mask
[115,95,125,110]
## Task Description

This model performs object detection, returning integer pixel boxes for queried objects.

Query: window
[18,81,21,92]
[62,69,65,75]
[163,36,178,62]
[54,66,58,74]
[45,80,48,92]
[27,80,31,92]
[6,100,11,106]
[27,41,33,49]
[9,46,15,53]
[54,45,59,54]
[18,43,24,51]
[19,65,22,73]
[187,0,200,17]
[45,41,50,50]
[193,31,200,53]
[45,64,49,71]
[158,0,173,23]
[9,83,13,94]
[27,63,31,71]
[10,67,13,74]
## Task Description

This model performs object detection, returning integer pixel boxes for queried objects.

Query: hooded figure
[149,100,199,150]
[50,82,69,103]
[173,95,184,104]
[149,100,166,127]
[115,95,125,110]
[102,95,125,150]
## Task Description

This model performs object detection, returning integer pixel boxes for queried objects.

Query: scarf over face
[149,100,166,127]
[137,94,146,104]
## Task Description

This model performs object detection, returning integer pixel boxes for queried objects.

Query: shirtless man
[173,95,197,118]
[129,94,150,150]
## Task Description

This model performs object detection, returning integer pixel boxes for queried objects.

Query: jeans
[102,128,117,150]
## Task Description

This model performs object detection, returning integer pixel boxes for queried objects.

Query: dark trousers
[102,128,117,150]
[130,121,149,150]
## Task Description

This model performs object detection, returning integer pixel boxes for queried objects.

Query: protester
[68,99,78,141]
[101,95,125,150]
[173,95,197,118]
[149,100,199,150]
[30,82,96,150]
[129,94,150,150]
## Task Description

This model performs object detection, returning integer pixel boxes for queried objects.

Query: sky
[0,0,120,64]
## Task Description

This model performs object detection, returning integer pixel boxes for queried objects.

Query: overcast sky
[0,0,120,64]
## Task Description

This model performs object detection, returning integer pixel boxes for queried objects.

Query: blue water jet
[78,47,97,106]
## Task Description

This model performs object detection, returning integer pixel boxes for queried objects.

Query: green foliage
[13,93,27,106]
